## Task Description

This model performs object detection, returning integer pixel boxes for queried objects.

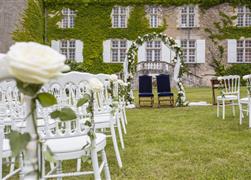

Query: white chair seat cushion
[240,97,249,104]
[217,95,238,100]
[45,133,106,155]
[94,113,114,124]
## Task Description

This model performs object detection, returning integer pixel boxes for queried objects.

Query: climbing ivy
[13,0,251,74]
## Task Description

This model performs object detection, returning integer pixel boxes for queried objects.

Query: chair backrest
[139,75,153,94]
[243,74,251,96]
[156,74,171,93]
[96,74,112,105]
[217,75,240,96]
[40,71,98,139]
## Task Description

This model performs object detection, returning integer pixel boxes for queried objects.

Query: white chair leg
[120,111,127,134]
[110,124,122,168]
[116,117,125,149]
[56,161,62,180]
[19,153,24,180]
[240,103,243,125]
[90,144,101,180]
[123,107,128,125]
[217,100,220,118]
[102,150,111,180]
[77,158,81,172]
[232,101,236,117]
[222,100,225,119]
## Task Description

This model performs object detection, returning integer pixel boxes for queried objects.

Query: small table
[211,77,220,105]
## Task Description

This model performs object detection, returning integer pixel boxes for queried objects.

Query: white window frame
[237,6,251,27]
[61,8,76,28]
[111,39,127,63]
[180,6,196,28]
[112,6,129,28]
[148,6,160,28]
[145,40,162,61]
[181,39,196,63]
[237,40,251,63]
[60,40,76,60]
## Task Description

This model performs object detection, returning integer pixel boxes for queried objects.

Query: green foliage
[43,0,251,9]
[77,94,91,107]
[225,64,251,85]
[7,131,31,157]
[50,107,77,121]
[16,80,42,96]
[37,92,57,107]
[13,0,45,43]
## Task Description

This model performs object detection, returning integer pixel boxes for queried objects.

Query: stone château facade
[2,1,251,86]
[0,0,26,53]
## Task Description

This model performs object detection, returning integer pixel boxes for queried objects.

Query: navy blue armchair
[139,75,154,107]
[156,74,174,107]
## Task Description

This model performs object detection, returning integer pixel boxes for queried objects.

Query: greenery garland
[125,32,188,106]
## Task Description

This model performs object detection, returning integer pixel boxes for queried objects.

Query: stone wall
[163,3,236,86]
[0,0,26,53]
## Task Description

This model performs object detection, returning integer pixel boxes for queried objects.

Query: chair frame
[138,75,154,107]
[217,75,241,120]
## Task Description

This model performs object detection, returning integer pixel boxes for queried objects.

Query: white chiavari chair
[217,75,241,119]
[240,75,251,127]
[95,74,124,168]
[39,72,110,180]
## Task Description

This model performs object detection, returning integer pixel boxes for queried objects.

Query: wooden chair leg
[158,97,160,108]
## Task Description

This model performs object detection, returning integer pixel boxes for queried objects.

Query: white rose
[110,74,118,82]
[123,82,128,86]
[88,78,103,92]
[5,42,69,84]
[117,79,124,86]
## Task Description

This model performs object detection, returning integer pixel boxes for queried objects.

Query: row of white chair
[0,71,128,179]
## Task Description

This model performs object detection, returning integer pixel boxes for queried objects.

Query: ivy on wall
[13,0,251,75]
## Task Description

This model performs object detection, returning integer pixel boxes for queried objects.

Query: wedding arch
[123,32,189,107]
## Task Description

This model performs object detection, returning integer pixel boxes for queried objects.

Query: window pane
[61,40,68,48]
[112,49,118,62]
[62,17,68,28]
[189,7,195,13]
[189,56,195,62]
[150,15,158,28]
[237,40,244,47]
[237,49,244,62]
[146,41,153,48]
[181,7,187,13]
[69,16,75,28]
[120,49,126,62]
[237,15,244,26]
[245,48,251,62]
[120,7,126,14]
[238,6,244,13]
[69,41,75,48]
[69,49,75,60]
[120,16,126,27]
[146,50,152,61]
[181,40,187,48]
[189,40,195,48]
[183,50,187,62]
[61,49,67,57]
[113,16,119,27]
[62,8,68,15]
[181,15,187,25]
[189,49,195,56]
[246,14,251,26]
[189,14,195,27]
[154,50,161,61]
[155,41,161,48]
[113,7,119,14]
[120,40,127,48]
[112,40,119,48]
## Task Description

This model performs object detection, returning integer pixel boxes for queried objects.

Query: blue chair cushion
[139,93,154,97]
[158,92,174,97]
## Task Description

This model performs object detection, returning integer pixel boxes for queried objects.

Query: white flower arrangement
[117,79,124,86]
[89,78,103,92]
[110,74,118,82]
[5,42,69,84]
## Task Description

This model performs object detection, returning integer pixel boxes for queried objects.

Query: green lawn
[6,87,251,179]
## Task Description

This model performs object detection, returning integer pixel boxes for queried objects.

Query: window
[237,40,251,62]
[111,40,127,62]
[112,6,128,28]
[146,41,161,61]
[149,6,159,28]
[180,6,196,28]
[237,6,251,27]
[60,40,76,60]
[62,8,75,28]
[181,40,196,63]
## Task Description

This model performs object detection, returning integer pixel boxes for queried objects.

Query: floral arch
[123,32,189,107]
